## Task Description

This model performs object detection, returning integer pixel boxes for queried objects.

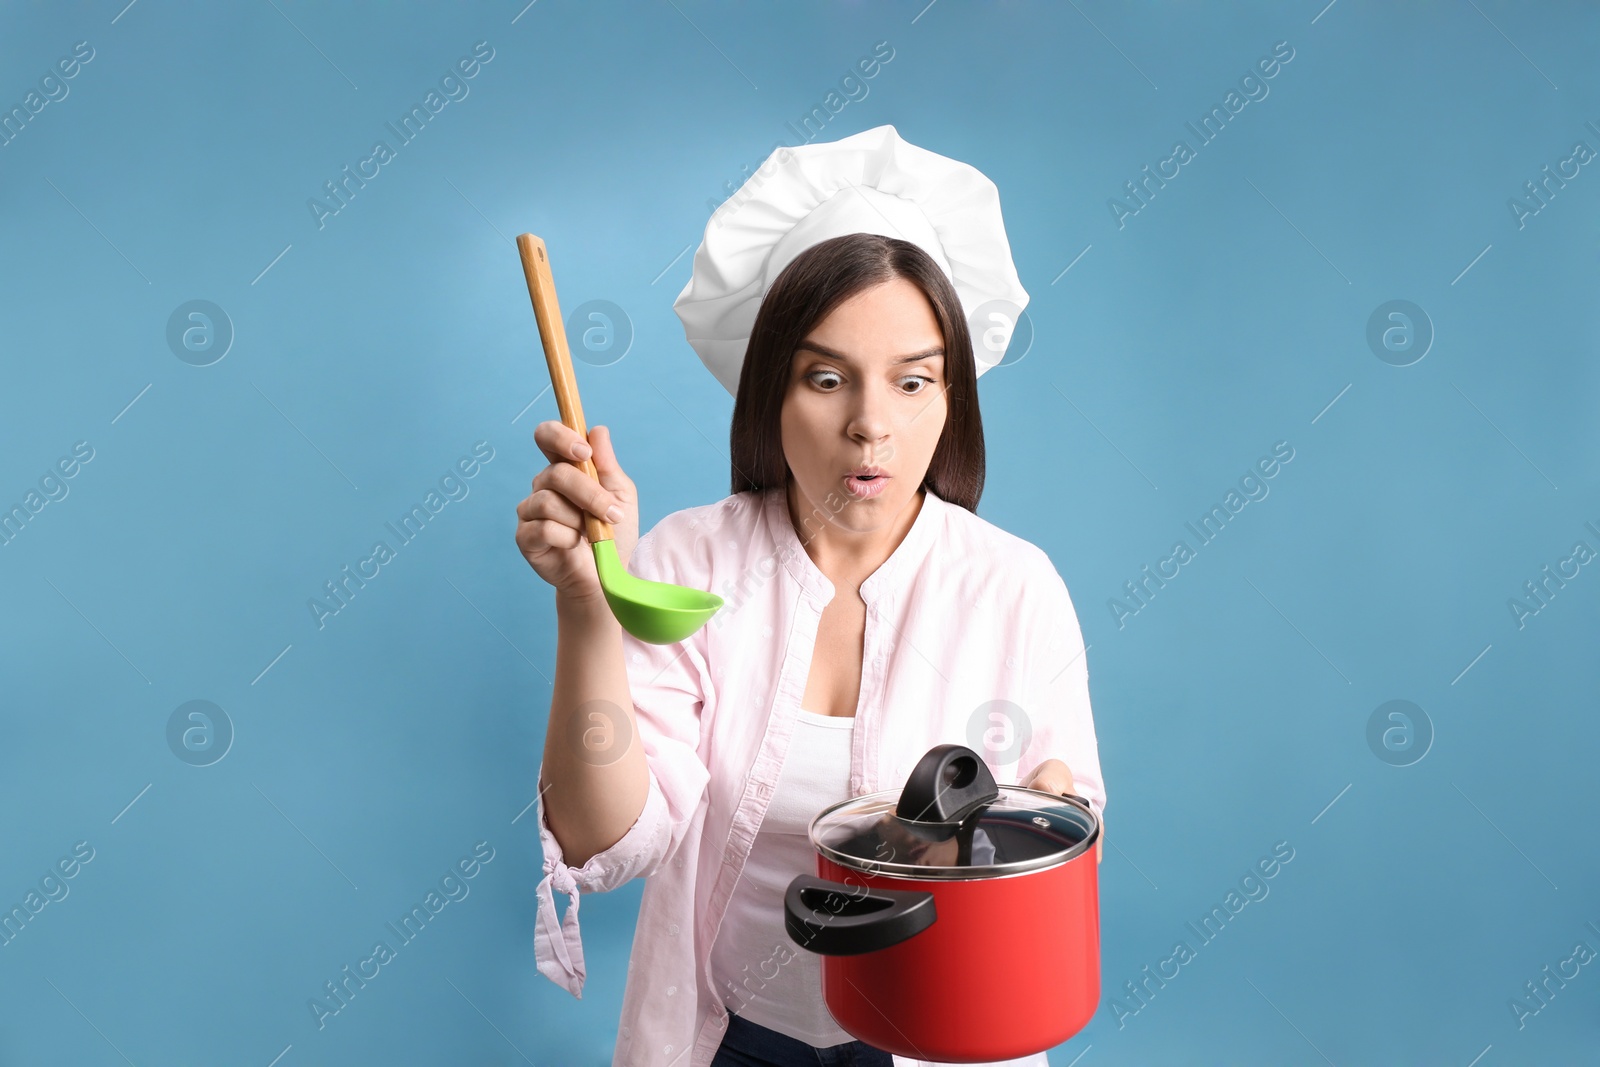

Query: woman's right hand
[515,421,639,602]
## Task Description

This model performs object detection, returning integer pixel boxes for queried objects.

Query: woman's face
[780,276,948,533]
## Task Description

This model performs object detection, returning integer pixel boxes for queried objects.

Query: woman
[518,227,1106,1067]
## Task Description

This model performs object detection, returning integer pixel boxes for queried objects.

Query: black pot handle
[896,743,999,825]
[1058,791,1092,813]
[784,874,936,956]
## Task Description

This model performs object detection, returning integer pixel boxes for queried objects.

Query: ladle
[515,233,723,644]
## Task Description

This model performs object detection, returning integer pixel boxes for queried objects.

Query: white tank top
[709,707,856,1047]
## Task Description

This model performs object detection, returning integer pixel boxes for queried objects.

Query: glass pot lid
[808,744,1099,881]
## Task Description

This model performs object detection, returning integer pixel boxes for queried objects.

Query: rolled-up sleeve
[532,521,714,998]
[1017,556,1107,827]
[534,765,669,997]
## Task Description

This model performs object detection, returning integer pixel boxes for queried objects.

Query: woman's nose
[846,383,893,446]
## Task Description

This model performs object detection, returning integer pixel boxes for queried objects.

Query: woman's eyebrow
[795,340,945,364]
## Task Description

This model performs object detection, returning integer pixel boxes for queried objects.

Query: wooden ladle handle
[516,233,614,545]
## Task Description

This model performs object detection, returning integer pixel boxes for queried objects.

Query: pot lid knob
[895,744,1000,826]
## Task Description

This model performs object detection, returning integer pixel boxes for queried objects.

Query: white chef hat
[673,124,1030,396]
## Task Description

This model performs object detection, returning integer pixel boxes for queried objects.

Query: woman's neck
[785,478,924,588]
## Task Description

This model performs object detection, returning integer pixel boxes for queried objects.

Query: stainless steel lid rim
[815,849,1092,881]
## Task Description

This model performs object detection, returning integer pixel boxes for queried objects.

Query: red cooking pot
[783,743,1101,1063]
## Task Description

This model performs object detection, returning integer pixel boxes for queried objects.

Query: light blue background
[2,1,1597,1064]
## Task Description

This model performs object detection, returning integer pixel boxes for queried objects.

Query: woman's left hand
[1023,759,1103,865]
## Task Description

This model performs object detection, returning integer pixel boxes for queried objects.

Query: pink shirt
[535,485,1107,1067]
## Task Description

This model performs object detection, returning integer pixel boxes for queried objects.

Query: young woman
[517,232,1106,1067]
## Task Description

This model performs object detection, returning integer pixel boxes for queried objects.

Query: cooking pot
[783,743,1100,1062]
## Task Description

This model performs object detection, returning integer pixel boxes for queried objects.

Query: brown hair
[727,232,985,511]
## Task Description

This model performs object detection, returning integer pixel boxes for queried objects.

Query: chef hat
[673,124,1030,396]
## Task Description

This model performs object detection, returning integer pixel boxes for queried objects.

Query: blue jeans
[710,1010,894,1067]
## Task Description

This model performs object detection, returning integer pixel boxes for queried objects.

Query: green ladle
[516,233,723,644]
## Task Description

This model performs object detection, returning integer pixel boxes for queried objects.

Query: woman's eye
[805,371,934,393]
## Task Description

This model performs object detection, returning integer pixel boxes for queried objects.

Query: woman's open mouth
[843,469,889,499]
